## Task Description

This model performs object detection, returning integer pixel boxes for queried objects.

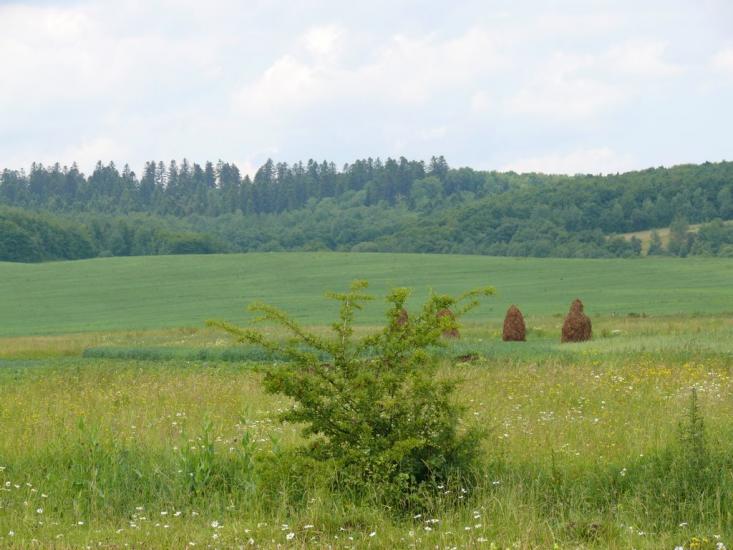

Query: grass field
[0,253,732,336]
[1,253,732,548]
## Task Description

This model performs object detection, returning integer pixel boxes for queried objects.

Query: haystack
[437,308,460,339]
[561,299,592,343]
[502,305,526,341]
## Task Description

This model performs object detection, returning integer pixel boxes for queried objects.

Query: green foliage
[2,159,733,260]
[209,281,494,505]
[647,230,665,255]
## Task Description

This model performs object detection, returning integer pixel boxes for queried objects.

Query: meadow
[1,253,732,548]
[0,253,732,336]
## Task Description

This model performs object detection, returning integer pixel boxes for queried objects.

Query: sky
[0,0,732,176]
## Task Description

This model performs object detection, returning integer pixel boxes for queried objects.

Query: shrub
[209,280,494,507]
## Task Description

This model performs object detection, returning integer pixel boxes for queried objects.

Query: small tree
[647,230,664,256]
[209,281,494,504]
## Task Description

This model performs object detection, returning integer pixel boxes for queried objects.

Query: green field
[1,253,732,336]
[1,253,733,548]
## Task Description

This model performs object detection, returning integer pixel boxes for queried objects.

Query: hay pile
[502,305,526,342]
[437,308,460,339]
[561,299,592,343]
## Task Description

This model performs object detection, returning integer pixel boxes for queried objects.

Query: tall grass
[1,328,732,548]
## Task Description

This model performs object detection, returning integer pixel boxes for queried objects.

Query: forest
[1,157,732,262]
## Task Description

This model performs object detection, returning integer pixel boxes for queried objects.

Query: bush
[209,280,494,507]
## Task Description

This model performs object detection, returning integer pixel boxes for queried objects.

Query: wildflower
[8,531,15,537]
[286,532,295,540]
[369,531,376,537]
[211,520,220,529]
[303,525,314,529]
[37,508,43,514]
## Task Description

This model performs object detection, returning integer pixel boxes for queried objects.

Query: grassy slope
[1,252,732,336]
[618,220,733,253]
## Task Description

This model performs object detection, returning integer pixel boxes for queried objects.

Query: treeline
[0,157,460,216]
[0,208,222,263]
[0,157,732,262]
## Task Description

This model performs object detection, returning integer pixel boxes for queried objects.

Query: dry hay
[437,308,460,339]
[502,305,526,342]
[561,299,592,343]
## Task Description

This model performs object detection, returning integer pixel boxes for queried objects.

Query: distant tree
[0,219,41,262]
[647,230,665,256]
[668,217,690,257]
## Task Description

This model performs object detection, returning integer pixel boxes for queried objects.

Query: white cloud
[506,52,626,119]
[502,147,636,175]
[505,40,683,121]
[607,40,683,77]
[470,90,492,114]
[711,48,733,73]
[419,126,448,141]
[302,24,344,58]
[233,26,505,117]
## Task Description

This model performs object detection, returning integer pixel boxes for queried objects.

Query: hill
[2,158,733,261]
[1,252,731,337]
